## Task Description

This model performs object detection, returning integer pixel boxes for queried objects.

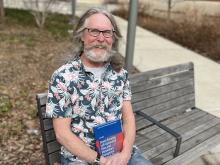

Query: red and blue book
[93,119,124,157]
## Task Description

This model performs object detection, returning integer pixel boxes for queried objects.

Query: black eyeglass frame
[84,28,115,38]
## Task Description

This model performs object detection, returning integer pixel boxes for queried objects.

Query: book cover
[93,119,124,157]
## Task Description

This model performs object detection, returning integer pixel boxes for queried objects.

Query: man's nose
[96,32,105,42]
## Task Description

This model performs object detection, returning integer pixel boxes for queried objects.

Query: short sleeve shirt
[46,55,131,161]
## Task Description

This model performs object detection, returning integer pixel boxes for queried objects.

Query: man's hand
[104,151,131,165]
[100,156,107,165]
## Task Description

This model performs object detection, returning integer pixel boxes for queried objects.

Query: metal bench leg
[136,111,182,157]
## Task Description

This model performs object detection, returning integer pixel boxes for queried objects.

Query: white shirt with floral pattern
[46,55,132,162]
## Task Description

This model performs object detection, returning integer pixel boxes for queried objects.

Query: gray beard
[84,48,114,63]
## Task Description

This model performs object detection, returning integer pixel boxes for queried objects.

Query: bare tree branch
[23,0,55,29]
[0,0,4,23]
[167,0,185,20]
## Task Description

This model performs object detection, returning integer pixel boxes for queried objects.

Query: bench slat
[141,113,216,158]
[48,151,60,165]
[135,109,206,145]
[130,62,193,85]
[45,129,56,142]
[138,93,195,115]
[37,93,47,106]
[135,100,195,130]
[137,108,199,134]
[132,86,194,110]
[180,118,220,153]
[40,106,46,119]
[132,78,194,103]
[43,118,53,131]
[132,90,194,113]
[131,70,194,92]
[47,141,61,154]
[140,111,220,163]
[154,123,220,165]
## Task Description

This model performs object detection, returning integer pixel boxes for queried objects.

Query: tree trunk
[0,0,5,22]
[71,0,76,22]
[167,0,172,20]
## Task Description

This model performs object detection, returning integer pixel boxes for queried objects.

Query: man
[46,7,153,165]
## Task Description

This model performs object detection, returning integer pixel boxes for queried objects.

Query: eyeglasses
[85,28,115,38]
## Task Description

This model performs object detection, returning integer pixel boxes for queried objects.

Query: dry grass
[0,9,74,164]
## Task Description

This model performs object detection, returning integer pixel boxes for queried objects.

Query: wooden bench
[36,62,220,165]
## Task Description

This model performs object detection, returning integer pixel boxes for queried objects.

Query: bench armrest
[136,111,182,157]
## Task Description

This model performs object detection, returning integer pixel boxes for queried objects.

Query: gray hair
[72,7,122,55]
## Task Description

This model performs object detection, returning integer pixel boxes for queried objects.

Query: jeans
[61,147,154,165]
[128,147,153,165]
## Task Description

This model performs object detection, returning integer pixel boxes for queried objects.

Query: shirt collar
[72,55,113,76]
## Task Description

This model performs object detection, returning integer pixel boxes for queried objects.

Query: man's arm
[53,118,107,164]
[105,100,136,165]
[121,100,136,155]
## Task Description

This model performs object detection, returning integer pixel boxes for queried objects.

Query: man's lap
[128,147,153,165]
[61,157,87,165]
[60,147,153,165]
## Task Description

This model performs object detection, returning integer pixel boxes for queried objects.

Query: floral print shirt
[46,55,131,162]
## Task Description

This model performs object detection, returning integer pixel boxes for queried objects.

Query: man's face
[81,13,114,63]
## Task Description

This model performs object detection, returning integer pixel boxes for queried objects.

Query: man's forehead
[85,13,113,29]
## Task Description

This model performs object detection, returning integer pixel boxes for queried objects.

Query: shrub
[0,94,12,116]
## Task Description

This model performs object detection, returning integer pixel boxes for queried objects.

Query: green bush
[5,8,75,39]
[0,94,12,115]
[45,13,73,39]
[5,8,35,26]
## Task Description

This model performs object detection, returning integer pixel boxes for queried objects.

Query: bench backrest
[36,62,195,165]
[130,62,195,129]
[36,93,60,165]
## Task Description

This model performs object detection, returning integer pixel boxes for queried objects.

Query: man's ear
[80,33,85,42]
